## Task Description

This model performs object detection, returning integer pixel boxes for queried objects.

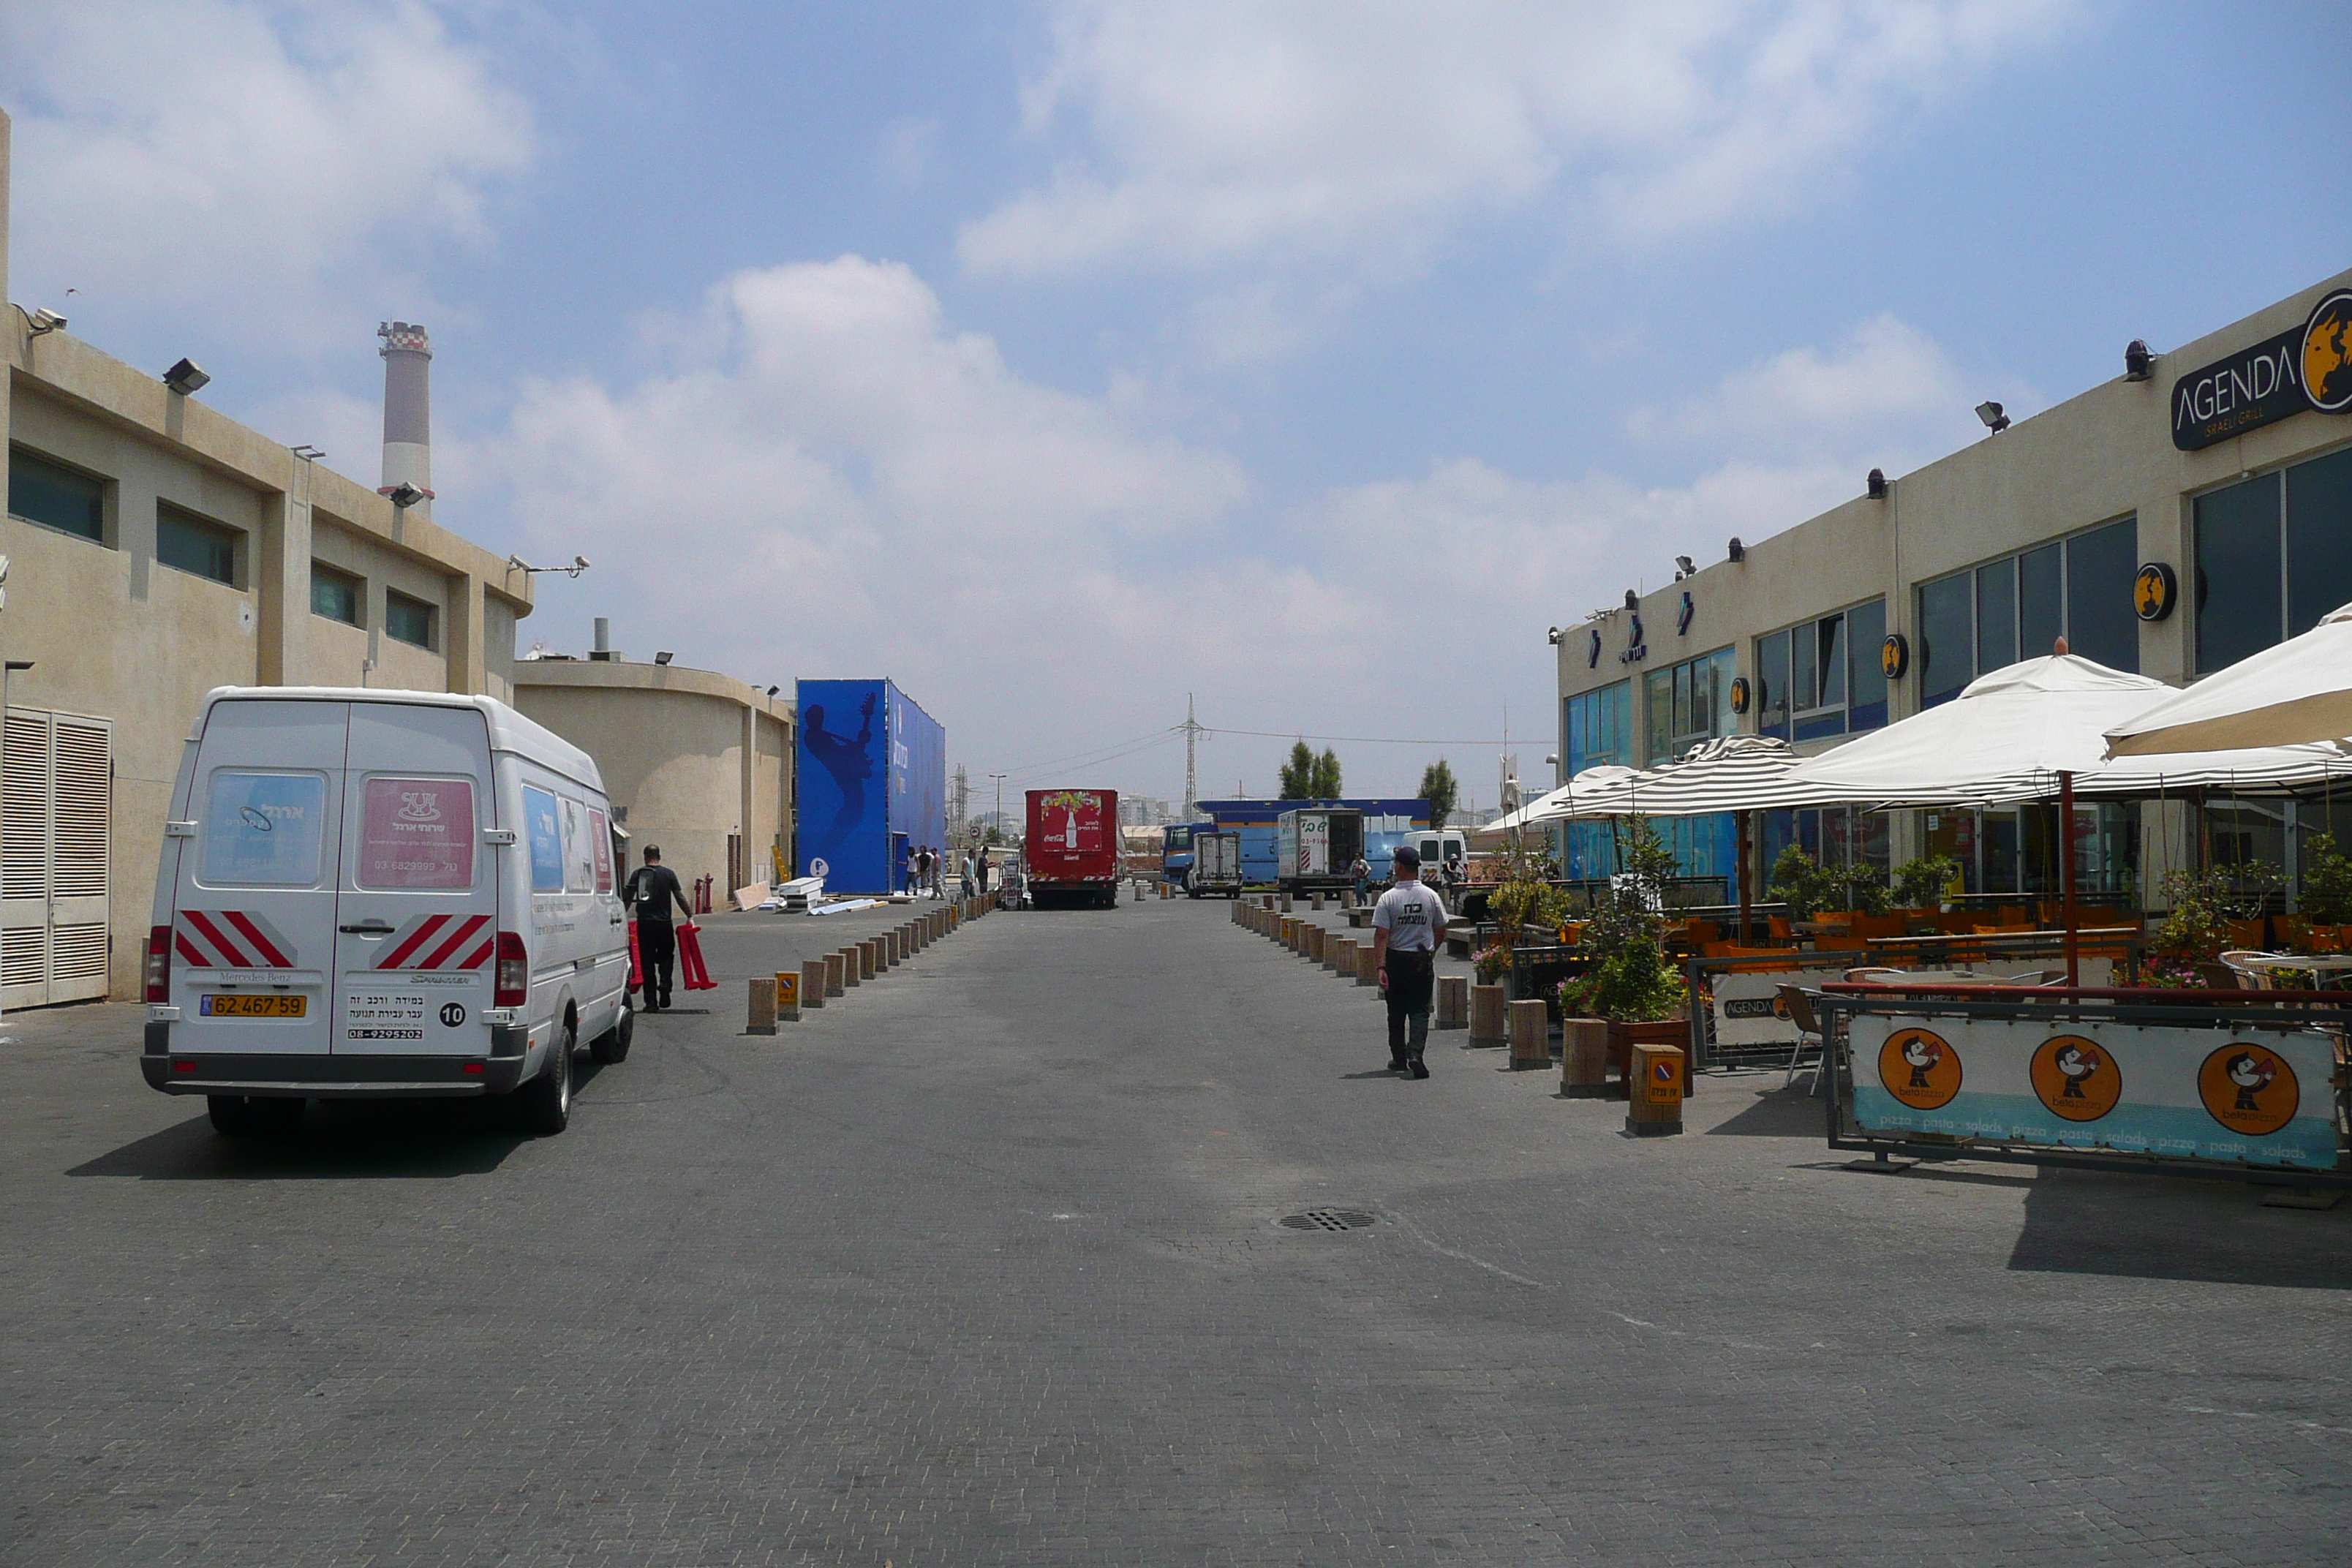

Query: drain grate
[1278,1208,1378,1232]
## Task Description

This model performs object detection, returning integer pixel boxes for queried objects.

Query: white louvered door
[1,709,113,1009]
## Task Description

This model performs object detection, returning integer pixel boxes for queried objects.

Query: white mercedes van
[141,688,633,1136]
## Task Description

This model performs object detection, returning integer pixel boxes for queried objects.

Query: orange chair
[1768,916,1795,942]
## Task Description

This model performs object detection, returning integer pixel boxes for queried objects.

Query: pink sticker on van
[361,778,476,889]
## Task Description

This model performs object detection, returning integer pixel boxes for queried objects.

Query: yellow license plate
[200,993,307,1018]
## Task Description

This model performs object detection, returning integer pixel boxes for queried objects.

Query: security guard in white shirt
[1370,843,1449,1078]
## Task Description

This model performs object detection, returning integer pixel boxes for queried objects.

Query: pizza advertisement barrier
[1847,1013,2340,1171]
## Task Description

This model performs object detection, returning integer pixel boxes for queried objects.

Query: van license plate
[200,994,307,1018]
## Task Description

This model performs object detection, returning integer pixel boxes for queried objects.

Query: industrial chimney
[377,321,434,519]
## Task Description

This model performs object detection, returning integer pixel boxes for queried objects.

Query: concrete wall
[510,660,794,903]
[1,105,535,1000]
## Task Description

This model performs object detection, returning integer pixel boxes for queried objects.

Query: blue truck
[1190,799,1433,886]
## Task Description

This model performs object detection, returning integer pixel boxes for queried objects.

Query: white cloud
[1628,312,2013,461]
[961,0,2075,279]
[0,0,534,350]
[472,257,1965,800]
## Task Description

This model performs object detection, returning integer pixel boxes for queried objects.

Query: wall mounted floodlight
[2125,339,2154,381]
[1975,400,2010,434]
[1727,536,1745,562]
[766,685,781,696]
[26,307,66,335]
[654,650,674,666]
[162,358,211,395]
[1673,554,1697,579]
[1623,588,1640,609]
[1867,467,1888,500]
[382,481,426,510]
[290,444,325,461]
[504,554,592,578]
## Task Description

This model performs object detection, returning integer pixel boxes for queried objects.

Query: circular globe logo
[2303,289,2352,415]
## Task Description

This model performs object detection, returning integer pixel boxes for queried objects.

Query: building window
[1918,517,2138,704]
[1562,680,1632,775]
[2195,448,2352,674]
[8,447,106,543]
[385,589,437,649]
[1754,600,1886,741]
[311,563,362,626]
[1643,647,1734,764]
[156,502,238,585]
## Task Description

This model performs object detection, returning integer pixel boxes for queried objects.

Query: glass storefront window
[2066,517,2138,671]
[2196,472,2283,675]
[2019,543,2062,657]
[1918,574,1973,708]
[1755,628,1790,740]
[2286,447,2352,638]
[1975,557,2017,675]
[1847,598,1888,730]
[1563,681,1631,775]
[1645,648,1733,763]
[1754,603,1882,742]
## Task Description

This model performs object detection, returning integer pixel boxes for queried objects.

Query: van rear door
[331,704,497,1057]
[170,700,347,1055]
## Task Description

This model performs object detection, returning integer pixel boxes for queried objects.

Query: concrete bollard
[840,946,862,987]
[860,938,880,979]
[1356,943,1379,987]
[747,976,777,1034]
[1626,1042,1686,1136]
[1468,983,1506,1044]
[1326,935,1349,973]
[1508,998,1550,1071]
[1312,893,1324,911]
[1561,1019,1610,1096]
[1436,975,1469,1029]
[1279,894,1294,913]
[824,951,845,997]
[775,969,800,1023]
[803,960,827,1009]
[1305,924,1326,962]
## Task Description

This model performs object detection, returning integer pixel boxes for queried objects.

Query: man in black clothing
[624,845,693,1010]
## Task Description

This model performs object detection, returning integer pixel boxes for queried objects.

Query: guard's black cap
[1392,843,1420,868]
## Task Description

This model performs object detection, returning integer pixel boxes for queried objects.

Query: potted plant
[1889,855,1961,915]
[1553,815,1690,1093]
[2296,833,2352,951]
[2140,864,2281,987]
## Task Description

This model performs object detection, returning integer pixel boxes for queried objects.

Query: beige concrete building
[1556,266,2352,905]
[511,657,794,902]
[0,108,536,1006]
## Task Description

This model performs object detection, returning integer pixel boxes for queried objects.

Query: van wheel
[590,1003,633,1065]
[208,1094,303,1137]
[516,1024,573,1135]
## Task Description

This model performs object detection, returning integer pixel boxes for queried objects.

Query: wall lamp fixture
[1727,536,1745,562]
[162,358,211,396]
[654,650,674,666]
[2125,339,2154,381]
[1867,467,1888,500]
[1975,400,2010,434]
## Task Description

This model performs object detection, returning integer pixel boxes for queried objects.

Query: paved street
[6,894,2350,1567]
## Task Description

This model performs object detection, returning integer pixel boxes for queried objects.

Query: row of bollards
[1231,892,1684,1130]
[747,896,995,1034]
[1230,892,1468,1025]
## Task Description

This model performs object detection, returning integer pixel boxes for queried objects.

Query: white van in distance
[142,688,633,1136]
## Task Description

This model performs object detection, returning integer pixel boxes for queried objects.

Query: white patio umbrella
[1492,764,1643,833]
[2106,602,2352,756]
[1781,654,2176,984]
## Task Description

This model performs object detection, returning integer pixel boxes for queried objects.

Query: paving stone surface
[4,896,2349,1566]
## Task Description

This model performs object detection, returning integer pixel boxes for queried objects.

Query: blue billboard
[796,679,945,894]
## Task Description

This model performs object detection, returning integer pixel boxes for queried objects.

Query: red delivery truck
[1026,789,1120,909]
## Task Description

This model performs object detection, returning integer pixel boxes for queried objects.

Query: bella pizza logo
[2198,1044,2299,1137]
[1877,1026,1961,1110]
[2029,1034,2122,1122]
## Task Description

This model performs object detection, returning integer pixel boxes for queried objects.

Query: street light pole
[988,773,1006,845]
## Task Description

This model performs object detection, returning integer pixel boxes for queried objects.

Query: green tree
[1277,741,1315,799]
[1309,747,1342,799]
[1418,759,1458,828]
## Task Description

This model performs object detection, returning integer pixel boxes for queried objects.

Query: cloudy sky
[4,1,2348,813]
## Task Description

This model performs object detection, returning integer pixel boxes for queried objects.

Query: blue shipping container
[796,678,946,894]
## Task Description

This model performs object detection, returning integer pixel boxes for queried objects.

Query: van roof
[194,687,604,794]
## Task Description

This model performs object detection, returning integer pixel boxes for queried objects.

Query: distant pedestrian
[623,845,693,1011]
[1350,854,1371,906]
[1371,844,1449,1079]
[975,849,990,895]
[919,845,935,896]
[960,851,976,900]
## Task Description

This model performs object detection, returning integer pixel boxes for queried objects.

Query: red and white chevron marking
[174,910,297,969]
[372,912,494,971]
